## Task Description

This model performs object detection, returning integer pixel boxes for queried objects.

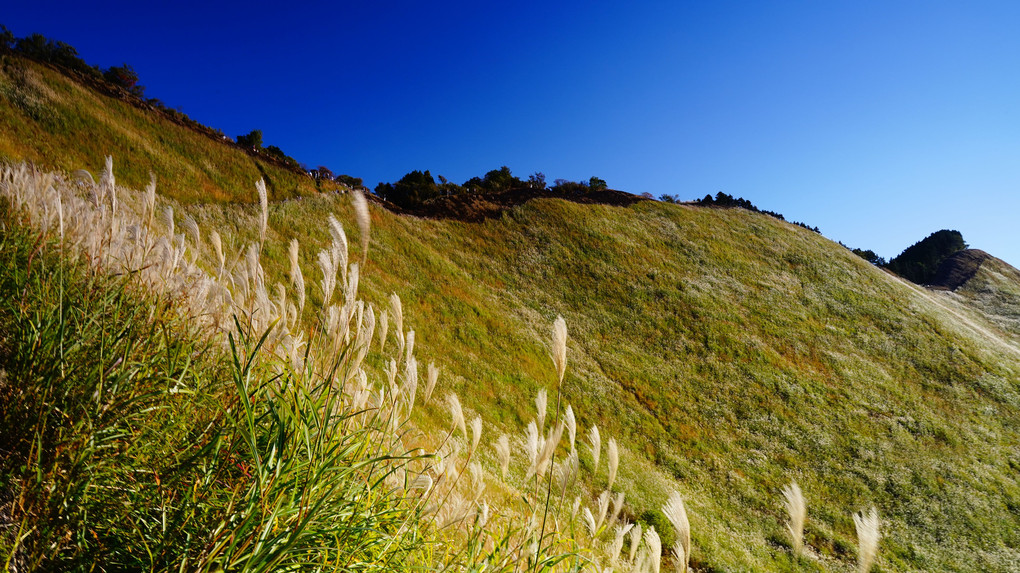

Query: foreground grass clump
[0,196,426,570]
[0,160,684,572]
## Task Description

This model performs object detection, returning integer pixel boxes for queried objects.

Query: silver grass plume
[405,329,415,367]
[101,155,116,216]
[854,506,880,573]
[609,524,633,565]
[390,293,405,356]
[256,178,268,248]
[402,355,418,409]
[607,438,619,490]
[588,425,602,473]
[288,239,305,314]
[424,362,439,405]
[379,309,389,353]
[144,173,156,230]
[327,214,348,289]
[608,491,626,531]
[317,249,337,306]
[494,434,511,479]
[524,421,543,480]
[182,215,200,263]
[671,542,687,573]
[532,422,563,480]
[552,315,567,385]
[352,189,370,263]
[210,229,225,277]
[564,404,576,452]
[583,508,597,538]
[161,205,174,239]
[628,523,643,563]
[469,416,482,457]
[447,392,466,437]
[468,461,485,501]
[644,526,662,573]
[663,491,690,573]
[594,490,611,532]
[783,481,806,559]
[535,388,548,431]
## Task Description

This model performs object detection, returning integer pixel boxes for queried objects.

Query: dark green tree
[103,64,145,97]
[237,130,264,150]
[588,176,608,191]
[885,230,967,284]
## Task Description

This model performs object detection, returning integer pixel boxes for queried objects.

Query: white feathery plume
[671,541,687,573]
[327,214,348,288]
[552,315,567,385]
[390,293,405,356]
[403,355,418,409]
[588,425,602,473]
[469,416,482,457]
[317,249,337,306]
[534,422,563,480]
[447,393,466,437]
[609,524,633,565]
[161,205,174,239]
[525,420,541,478]
[564,404,576,452]
[288,239,305,313]
[494,434,511,480]
[608,491,626,530]
[209,229,224,277]
[256,178,268,248]
[854,506,881,573]
[378,309,389,353]
[424,362,439,405]
[644,526,662,573]
[783,481,806,559]
[535,388,548,432]
[662,491,690,573]
[468,461,485,501]
[102,155,116,215]
[144,173,156,229]
[583,507,597,538]
[595,489,611,532]
[405,329,415,366]
[628,523,643,563]
[607,438,619,490]
[352,189,370,263]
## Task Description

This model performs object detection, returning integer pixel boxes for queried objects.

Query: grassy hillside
[0,53,320,202]
[3,52,1020,571]
[169,187,1020,571]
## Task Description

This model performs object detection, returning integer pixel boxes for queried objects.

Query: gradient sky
[5,1,1019,266]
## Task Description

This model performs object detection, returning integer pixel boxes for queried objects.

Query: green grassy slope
[0,53,319,202]
[5,54,1020,571]
[176,190,1020,572]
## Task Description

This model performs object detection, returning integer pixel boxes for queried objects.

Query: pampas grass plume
[447,392,466,437]
[552,315,567,385]
[494,434,510,479]
[588,425,601,473]
[564,404,576,452]
[783,480,806,558]
[854,506,880,573]
[352,190,370,263]
[607,438,619,490]
[535,388,548,431]
[662,491,690,573]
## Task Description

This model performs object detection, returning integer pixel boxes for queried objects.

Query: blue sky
[5,1,1019,266]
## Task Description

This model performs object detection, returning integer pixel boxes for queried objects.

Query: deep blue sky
[6,1,1019,266]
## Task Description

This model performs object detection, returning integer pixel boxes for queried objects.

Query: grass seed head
[783,480,806,558]
[552,315,567,385]
[854,506,881,573]
[662,490,690,571]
